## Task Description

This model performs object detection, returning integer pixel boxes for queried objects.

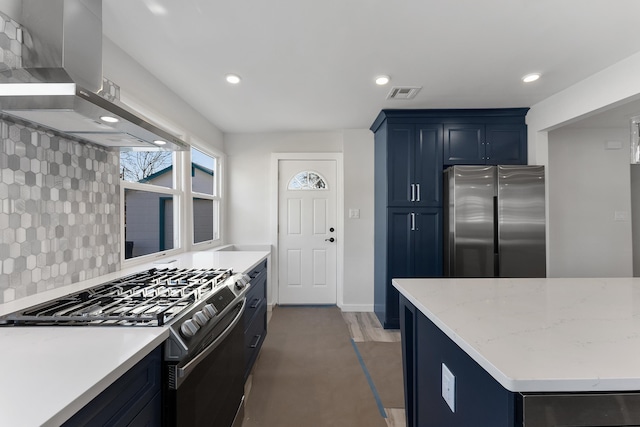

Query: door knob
[325,237,335,243]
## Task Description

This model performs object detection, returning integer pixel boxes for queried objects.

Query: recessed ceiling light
[225,74,241,84]
[375,75,391,85]
[522,73,541,83]
[153,140,167,145]
[144,0,168,15]
[100,115,119,123]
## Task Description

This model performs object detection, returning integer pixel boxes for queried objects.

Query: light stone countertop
[393,277,640,393]
[0,248,270,427]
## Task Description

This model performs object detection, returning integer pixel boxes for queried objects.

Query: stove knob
[235,274,250,290]
[203,304,217,318]
[193,311,209,326]
[180,319,199,338]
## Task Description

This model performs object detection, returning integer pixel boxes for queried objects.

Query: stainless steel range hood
[0,0,188,151]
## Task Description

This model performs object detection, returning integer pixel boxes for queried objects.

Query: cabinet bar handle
[250,334,262,348]
[250,298,262,309]
[416,184,421,202]
[410,212,416,231]
[410,184,415,202]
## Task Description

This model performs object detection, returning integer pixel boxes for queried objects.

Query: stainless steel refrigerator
[443,165,546,278]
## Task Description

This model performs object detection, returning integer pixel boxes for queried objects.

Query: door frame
[270,153,344,307]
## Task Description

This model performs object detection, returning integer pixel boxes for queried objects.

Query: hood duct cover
[0,0,188,151]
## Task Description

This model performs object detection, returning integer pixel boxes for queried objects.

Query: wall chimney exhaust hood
[0,0,188,151]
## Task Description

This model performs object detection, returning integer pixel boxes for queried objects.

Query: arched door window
[287,171,328,190]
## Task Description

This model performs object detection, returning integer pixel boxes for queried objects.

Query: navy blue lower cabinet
[244,259,268,380]
[62,347,162,427]
[400,296,517,427]
[378,208,442,329]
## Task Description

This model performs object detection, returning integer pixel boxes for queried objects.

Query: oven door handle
[176,299,246,388]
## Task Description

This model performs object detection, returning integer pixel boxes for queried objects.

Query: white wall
[631,165,640,276]
[0,0,20,18]
[548,126,632,277]
[224,130,375,310]
[102,38,224,153]
[341,130,375,307]
[527,51,640,277]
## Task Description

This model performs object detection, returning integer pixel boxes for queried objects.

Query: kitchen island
[394,277,640,427]
[0,249,270,427]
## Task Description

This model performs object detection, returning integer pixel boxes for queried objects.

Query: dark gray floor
[243,306,392,427]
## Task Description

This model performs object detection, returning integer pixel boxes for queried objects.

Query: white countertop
[0,327,169,427]
[393,277,640,393]
[0,248,270,427]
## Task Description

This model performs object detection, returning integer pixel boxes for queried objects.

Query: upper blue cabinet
[372,108,529,170]
[444,122,527,165]
[387,123,443,207]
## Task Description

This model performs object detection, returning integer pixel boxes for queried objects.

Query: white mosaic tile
[0,118,122,303]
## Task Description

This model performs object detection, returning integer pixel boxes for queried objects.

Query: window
[191,147,220,245]
[120,150,180,260]
[124,189,174,258]
[287,171,328,190]
[120,144,223,261]
[120,151,173,188]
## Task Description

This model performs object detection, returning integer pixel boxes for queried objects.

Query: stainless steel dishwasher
[521,392,640,426]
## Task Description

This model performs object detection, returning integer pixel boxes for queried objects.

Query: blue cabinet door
[444,123,527,165]
[486,124,527,165]
[415,125,443,206]
[384,208,442,328]
[388,124,443,207]
[413,208,442,278]
[444,123,485,165]
[388,124,415,206]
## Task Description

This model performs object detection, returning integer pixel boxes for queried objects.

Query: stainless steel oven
[164,299,246,427]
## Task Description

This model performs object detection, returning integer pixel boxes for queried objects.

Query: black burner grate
[2,268,233,326]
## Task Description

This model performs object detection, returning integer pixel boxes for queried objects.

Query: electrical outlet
[442,363,455,412]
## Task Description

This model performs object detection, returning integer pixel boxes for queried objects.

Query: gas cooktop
[0,268,234,326]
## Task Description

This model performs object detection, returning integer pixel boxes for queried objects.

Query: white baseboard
[338,303,374,312]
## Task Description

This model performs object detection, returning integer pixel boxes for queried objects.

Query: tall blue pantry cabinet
[371,109,529,329]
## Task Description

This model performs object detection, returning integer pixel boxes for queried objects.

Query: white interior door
[278,160,337,304]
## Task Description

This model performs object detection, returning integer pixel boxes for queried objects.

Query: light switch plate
[442,363,455,412]
[349,208,360,219]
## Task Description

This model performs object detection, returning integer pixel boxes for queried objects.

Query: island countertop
[393,277,640,393]
[0,248,270,427]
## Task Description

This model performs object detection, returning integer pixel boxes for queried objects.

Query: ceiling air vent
[387,86,422,100]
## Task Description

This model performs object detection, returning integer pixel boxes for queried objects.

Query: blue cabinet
[388,124,443,207]
[378,209,442,327]
[444,122,527,165]
[371,109,528,329]
[62,347,162,427]
[244,259,268,380]
[400,295,518,427]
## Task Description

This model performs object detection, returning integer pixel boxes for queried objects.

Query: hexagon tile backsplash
[0,118,121,303]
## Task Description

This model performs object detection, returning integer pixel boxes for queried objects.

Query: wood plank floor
[243,308,405,427]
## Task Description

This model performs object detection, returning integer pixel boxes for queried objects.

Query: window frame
[187,143,223,251]
[120,150,184,266]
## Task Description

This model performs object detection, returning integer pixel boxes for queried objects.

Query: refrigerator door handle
[493,195,499,275]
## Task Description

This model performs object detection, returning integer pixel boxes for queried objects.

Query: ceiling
[102,0,640,134]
